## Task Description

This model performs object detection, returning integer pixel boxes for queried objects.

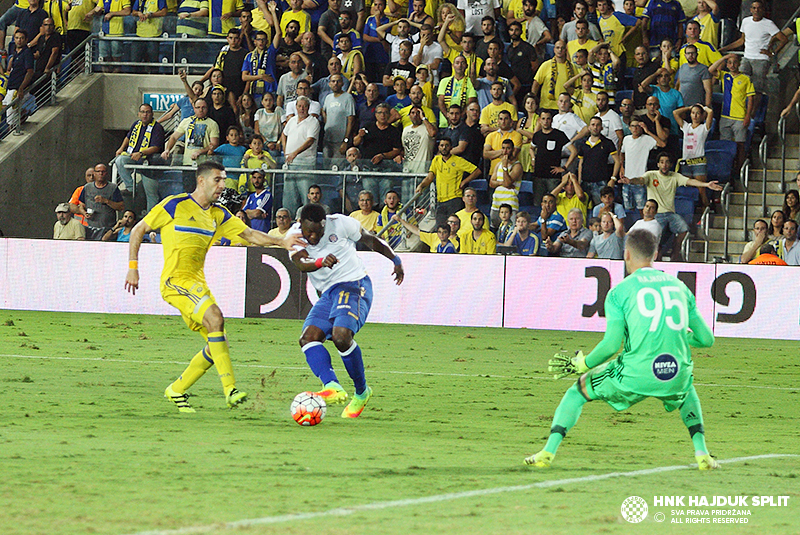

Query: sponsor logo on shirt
[652,353,679,381]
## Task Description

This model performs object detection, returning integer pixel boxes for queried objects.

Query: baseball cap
[55,203,70,213]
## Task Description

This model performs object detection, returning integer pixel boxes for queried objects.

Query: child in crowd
[588,216,601,236]
[496,204,514,244]
[237,134,277,194]
[213,127,248,184]
[254,92,284,160]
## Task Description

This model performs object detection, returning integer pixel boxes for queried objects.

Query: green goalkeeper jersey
[585,267,715,397]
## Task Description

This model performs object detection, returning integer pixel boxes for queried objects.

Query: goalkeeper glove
[548,351,590,380]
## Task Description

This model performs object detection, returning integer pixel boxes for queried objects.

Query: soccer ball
[290,392,326,426]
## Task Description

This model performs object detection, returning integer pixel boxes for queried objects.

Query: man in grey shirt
[322,73,356,164]
[546,207,593,257]
[77,163,125,241]
[675,44,712,108]
[587,212,625,259]
[560,0,603,42]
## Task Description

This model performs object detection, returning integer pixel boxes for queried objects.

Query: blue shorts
[303,276,373,338]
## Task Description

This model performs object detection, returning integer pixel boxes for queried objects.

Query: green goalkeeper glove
[548,351,590,380]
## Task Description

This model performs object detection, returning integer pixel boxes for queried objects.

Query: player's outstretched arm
[359,228,404,285]
[687,308,715,348]
[125,220,154,295]
[239,227,306,249]
[583,318,626,369]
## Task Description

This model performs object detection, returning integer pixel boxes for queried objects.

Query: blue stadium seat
[675,185,699,229]
[615,89,633,107]
[470,179,491,215]
[544,43,554,60]
[745,93,768,154]
[518,180,535,214]
[705,139,737,185]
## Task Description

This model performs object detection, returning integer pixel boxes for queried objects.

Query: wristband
[129,260,138,269]
[314,257,324,268]
[392,256,402,266]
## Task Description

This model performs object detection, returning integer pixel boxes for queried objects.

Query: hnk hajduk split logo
[621,496,648,523]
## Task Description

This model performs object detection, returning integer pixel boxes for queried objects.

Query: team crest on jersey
[329,234,338,243]
[653,179,660,187]
[652,354,679,381]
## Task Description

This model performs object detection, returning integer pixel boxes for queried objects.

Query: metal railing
[122,162,434,250]
[779,113,787,193]
[759,135,769,218]
[92,35,226,74]
[0,36,93,141]
[741,156,752,243]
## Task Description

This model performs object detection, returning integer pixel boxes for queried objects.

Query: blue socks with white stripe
[302,341,338,385]
[339,341,367,395]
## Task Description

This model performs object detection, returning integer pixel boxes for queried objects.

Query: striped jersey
[143,193,247,285]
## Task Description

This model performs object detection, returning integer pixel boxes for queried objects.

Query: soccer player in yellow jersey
[125,161,302,413]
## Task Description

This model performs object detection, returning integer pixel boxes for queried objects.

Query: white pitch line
[122,454,799,535]
[1,353,799,391]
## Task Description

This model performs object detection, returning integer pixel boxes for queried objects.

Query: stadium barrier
[1,238,795,340]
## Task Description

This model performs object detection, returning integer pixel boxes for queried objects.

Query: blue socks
[339,341,367,396]
[302,342,338,385]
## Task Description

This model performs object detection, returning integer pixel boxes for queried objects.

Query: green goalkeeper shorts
[583,359,689,412]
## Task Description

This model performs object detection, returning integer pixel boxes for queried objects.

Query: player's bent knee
[202,305,225,333]
[300,326,326,347]
[330,329,354,352]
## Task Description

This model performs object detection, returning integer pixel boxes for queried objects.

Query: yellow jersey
[143,193,247,285]
[718,71,755,121]
[279,9,310,35]
[208,0,244,36]
[567,39,598,63]
[349,210,379,232]
[458,228,496,254]
[429,154,478,203]
[679,39,721,67]
[479,102,518,130]
[693,12,719,50]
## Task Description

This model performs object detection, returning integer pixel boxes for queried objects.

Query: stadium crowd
[2,0,795,262]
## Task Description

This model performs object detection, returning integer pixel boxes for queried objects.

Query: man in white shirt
[619,117,665,216]
[629,198,663,242]
[552,92,587,164]
[456,0,502,37]
[720,0,779,112]
[281,96,321,216]
[282,79,321,122]
[411,23,442,81]
[289,204,404,418]
[457,0,501,36]
[594,91,624,150]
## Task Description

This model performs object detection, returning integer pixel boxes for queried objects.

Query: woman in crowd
[435,3,464,53]
[768,210,786,247]
[516,93,540,182]
[239,93,258,139]
[673,104,714,208]
[782,190,800,223]
[254,92,284,160]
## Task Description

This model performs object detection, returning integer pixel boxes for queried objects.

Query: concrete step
[765,157,800,170]
[727,191,785,207]
[743,173,791,193]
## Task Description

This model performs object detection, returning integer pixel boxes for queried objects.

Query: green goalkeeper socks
[543,383,588,454]
[680,385,709,455]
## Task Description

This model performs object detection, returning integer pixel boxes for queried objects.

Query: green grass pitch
[0,310,797,535]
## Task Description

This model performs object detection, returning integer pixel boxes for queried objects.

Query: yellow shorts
[161,278,217,332]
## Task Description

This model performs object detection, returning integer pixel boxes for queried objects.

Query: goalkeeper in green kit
[525,229,719,470]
